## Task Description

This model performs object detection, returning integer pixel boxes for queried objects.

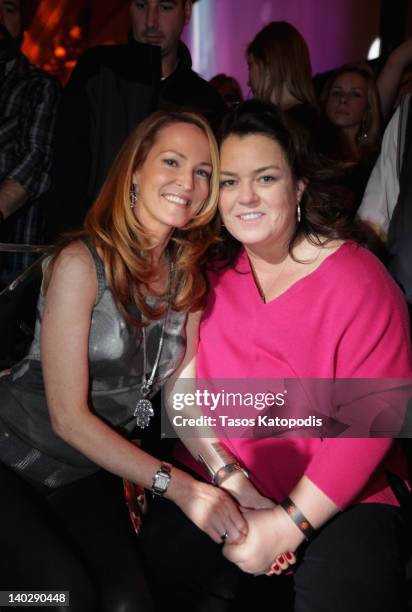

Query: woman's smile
[162,193,191,206]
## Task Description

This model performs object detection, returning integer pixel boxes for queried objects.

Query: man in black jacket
[46,0,224,239]
[0,0,59,281]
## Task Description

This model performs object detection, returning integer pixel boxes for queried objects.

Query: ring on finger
[221,530,229,542]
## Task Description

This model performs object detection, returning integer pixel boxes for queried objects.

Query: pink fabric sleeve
[305,263,411,509]
[305,439,393,509]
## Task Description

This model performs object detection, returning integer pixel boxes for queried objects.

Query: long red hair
[49,111,221,321]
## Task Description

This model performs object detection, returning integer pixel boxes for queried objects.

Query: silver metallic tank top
[0,241,187,486]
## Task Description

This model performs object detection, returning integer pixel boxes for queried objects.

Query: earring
[357,118,368,144]
[297,203,301,224]
[130,184,137,209]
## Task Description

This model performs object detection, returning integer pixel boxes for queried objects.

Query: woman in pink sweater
[140,100,411,611]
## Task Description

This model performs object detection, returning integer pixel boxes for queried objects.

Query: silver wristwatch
[151,462,172,497]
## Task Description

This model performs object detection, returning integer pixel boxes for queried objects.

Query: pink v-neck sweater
[189,242,412,509]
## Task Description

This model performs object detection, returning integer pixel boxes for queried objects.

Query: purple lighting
[186,0,381,94]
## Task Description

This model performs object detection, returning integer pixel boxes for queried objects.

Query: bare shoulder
[188,310,203,324]
[185,311,202,339]
[51,240,96,277]
[45,240,97,306]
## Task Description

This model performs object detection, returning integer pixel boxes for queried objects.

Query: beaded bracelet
[279,497,316,541]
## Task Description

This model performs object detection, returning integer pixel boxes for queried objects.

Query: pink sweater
[178,242,412,509]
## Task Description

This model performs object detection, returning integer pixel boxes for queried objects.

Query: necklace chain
[140,312,168,397]
[133,260,174,429]
[249,254,289,304]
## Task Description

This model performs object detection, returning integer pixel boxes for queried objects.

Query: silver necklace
[133,264,173,429]
[133,316,169,429]
[249,254,289,303]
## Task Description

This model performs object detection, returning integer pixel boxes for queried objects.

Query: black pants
[139,497,408,612]
[0,462,153,612]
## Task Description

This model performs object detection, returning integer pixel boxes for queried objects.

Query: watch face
[152,464,172,496]
[155,472,169,490]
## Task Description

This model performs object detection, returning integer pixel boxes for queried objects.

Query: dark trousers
[139,497,408,612]
[0,462,153,612]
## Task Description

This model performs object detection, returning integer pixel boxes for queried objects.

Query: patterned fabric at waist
[0,376,145,487]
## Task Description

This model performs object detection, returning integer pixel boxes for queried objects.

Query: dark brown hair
[211,99,366,267]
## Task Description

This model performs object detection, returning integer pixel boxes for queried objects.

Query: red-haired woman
[0,111,249,611]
